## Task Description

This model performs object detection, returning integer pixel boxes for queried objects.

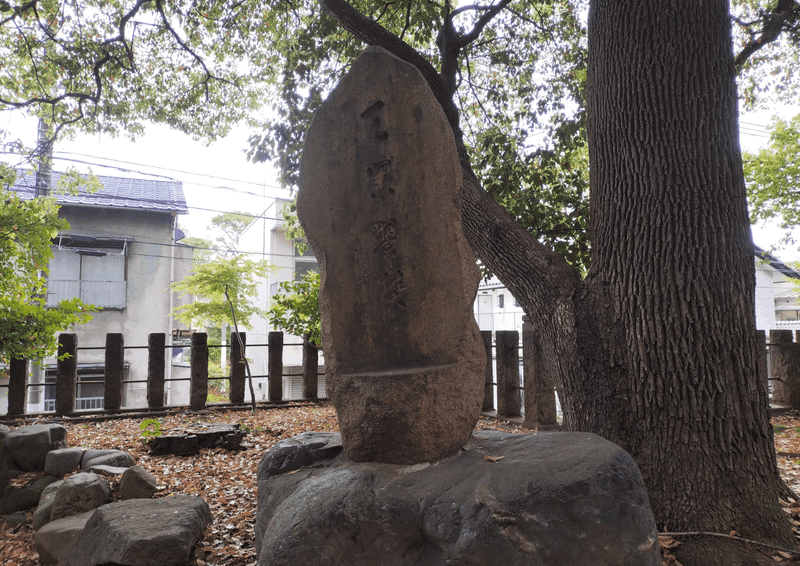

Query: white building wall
[755,265,776,331]
[238,198,319,401]
[474,276,525,334]
[27,205,185,412]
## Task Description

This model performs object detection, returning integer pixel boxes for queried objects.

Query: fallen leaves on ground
[9,406,800,566]
[0,402,522,566]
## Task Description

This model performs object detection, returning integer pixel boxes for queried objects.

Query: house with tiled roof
[755,245,800,331]
[8,170,194,411]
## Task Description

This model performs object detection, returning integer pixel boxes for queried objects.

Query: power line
[7,177,284,220]
[1,151,295,199]
[52,150,286,191]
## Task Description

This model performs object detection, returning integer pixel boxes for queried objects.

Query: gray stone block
[33,510,94,566]
[81,449,135,470]
[50,472,110,521]
[64,496,212,566]
[297,46,486,464]
[5,424,68,472]
[33,480,66,531]
[119,465,158,500]
[45,448,84,477]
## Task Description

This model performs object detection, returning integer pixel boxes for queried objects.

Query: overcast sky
[2,103,798,261]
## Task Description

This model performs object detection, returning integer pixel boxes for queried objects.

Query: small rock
[45,448,85,477]
[119,465,157,500]
[50,472,110,521]
[259,432,343,476]
[2,475,59,514]
[33,480,65,531]
[4,511,28,526]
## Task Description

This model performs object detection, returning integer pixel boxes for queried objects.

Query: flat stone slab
[45,448,84,477]
[255,431,660,566]
[146,423,246,456]
[81,449,135,470]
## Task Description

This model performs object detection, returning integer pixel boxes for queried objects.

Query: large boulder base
[255,431,660,566]
[297,46,485,464]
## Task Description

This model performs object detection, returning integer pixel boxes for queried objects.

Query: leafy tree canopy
[180,234,214,266]
[3,0,798,271]
[731,0,800,108]
[0,0,275,151]
[243,0,800,271]
[0,171,93,361]
[170,254,271,330]
[264,201,321,343]
[267,270,321,347]
[211,211,256,254]
[744,113,800,246]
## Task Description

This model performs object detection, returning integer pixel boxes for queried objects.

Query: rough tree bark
[580,1,794,562]
[319,0,796,562]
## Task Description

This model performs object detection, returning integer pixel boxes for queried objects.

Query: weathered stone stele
[297,46,485,464]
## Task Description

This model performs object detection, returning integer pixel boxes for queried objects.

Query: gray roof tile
[8,170,188,214]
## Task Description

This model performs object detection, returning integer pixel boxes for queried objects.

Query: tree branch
[452,0,513,50]
[317,0,581,321]
[734,0,800,72]
[318,0,459,132]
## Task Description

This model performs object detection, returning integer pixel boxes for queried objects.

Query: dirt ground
[2,403,799,566]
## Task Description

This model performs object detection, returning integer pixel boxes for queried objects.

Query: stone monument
[255,46,660,566]
[297,46,486,464]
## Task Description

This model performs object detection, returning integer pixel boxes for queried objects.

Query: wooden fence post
[496,330,521,418]
[229,332,246,403]
[268,331,283,402]
[56,333,77,415]
[770,329,800,409]
[104,333,124,411]
[302,334,318,400]
[481,331,494,411]
[522,318,558,428]
[147,333,166,408]
[8,358,28,416]
[190,332,208,411]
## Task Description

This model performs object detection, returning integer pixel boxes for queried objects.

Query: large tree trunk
[581,0,794,560]
[318,0,797,562]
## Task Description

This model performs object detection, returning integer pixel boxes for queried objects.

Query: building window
[47,234,128,309]
[498,294,505,308]
[295,259,319,280]
[43,367,107,412]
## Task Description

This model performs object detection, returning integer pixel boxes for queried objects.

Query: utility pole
[35,117,53,197]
